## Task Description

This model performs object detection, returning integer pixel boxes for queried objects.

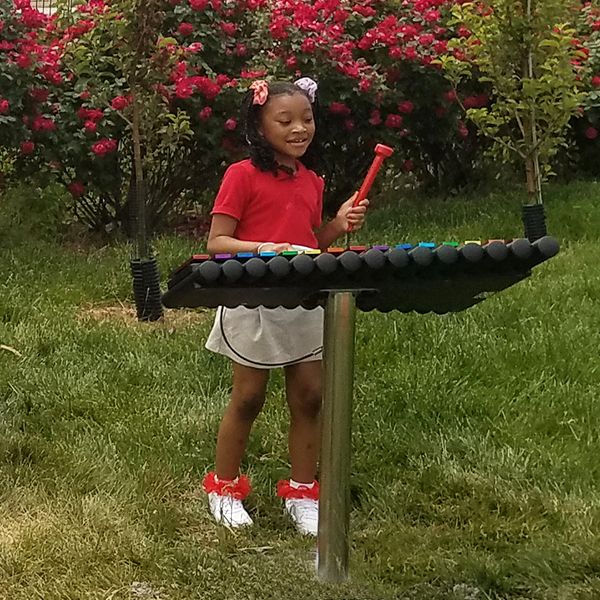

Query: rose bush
[0,1,54,173]
[256,0,488,206]
[4,0,598,235]
[570,1,600,176]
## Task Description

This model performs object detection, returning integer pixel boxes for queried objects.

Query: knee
[231,391,266,422]
[289,386,322,421]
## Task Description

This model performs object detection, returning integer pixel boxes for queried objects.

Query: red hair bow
[250,80,269,106]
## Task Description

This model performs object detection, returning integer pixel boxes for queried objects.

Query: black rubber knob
[363,248,386,270]
[484,241,508,262]
[314,252,338,274]
[508,238,532,260]
[386,248,409,269]
[197,260,221,283]
[339,251,362,273]
[434,244,458,265]
[267,255,291,278]
[409,246,433,267]
[460,243,484,263]
[244,257,267,279]
[534,236,559,258]
[221,259,244,282]
[290,253,315,276]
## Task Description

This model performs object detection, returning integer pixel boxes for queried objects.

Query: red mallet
[352,143,394,208]
[347,143,394,236]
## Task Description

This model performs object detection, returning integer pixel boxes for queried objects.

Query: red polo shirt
[211,159,324,248]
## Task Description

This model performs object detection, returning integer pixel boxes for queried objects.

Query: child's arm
[315,193,369,250]
[207,214,291,255]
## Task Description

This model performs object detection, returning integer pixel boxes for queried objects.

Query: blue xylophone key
[236,252,255,259]
[418,242,436,248]
[396,243,413,250]
[258,251,277,257]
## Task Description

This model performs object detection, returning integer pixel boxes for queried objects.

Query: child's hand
[257,242,292,254]
[336,193,369,233]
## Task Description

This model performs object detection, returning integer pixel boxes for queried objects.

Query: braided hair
[241,80,326,177]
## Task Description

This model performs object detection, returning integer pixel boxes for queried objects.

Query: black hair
[241,80,326,177]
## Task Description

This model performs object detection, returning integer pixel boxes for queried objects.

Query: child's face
[258,92,315,166]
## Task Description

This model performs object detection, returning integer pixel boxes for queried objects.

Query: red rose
[84,120,97,134]
[329,102,351,116]
[178,22,194,36]
[31,116,56,132]
[592,75,600,88]
[110,95,131,110]
[458,122,469,138]
[398,101,414,114]
[20,140,35,155]
[67,181,85,198]
[91,138,118,156]
[220,22,237,36]
[0,99,9,114]
[368,109,382,126]
[358,78,371,93]
[30,87,49,102]
[444,89,458,103]
[189,0,209,10]
[384,114,403,128]
[16,53,32,69]
[224,118,237,131]
[585,126,598,140]
[198,107,212,121]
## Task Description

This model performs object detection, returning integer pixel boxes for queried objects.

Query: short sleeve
[211,163,252,220]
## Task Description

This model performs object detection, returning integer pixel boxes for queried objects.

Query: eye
[278,120,291,126]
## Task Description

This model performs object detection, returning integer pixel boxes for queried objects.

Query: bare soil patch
[76,303,212,328]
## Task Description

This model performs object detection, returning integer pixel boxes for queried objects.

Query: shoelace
[221,497,246,516]
[291,498,318,521]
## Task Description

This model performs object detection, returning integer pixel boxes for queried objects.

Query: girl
[202,78,368,535]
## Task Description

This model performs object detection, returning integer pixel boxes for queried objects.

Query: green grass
[1,180,600,599]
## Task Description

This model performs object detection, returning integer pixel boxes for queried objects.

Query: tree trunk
[131,92,148,259]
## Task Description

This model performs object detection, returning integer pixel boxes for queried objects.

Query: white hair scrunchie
[294,77,318,103]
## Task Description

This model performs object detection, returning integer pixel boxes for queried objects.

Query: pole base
[130,257,163,322]
[522,204,547,242]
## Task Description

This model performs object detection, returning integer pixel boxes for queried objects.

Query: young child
[202,77,368,535]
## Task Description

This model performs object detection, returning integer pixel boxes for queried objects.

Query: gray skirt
[205,305,324,369]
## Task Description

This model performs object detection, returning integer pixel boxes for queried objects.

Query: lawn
[1,180,600,599]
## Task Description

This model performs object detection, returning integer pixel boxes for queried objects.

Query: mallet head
[374,143,394,158]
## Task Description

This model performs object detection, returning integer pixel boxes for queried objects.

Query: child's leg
[284,360,322,483]
[215,361,270,480]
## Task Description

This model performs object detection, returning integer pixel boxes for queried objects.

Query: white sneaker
[284,497,319,536]
[208,492,253,528]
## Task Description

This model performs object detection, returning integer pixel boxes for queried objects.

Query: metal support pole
[317,291,357,583]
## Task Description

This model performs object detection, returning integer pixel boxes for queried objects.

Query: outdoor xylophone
[162,236,559,314]
[160,144,561,584]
